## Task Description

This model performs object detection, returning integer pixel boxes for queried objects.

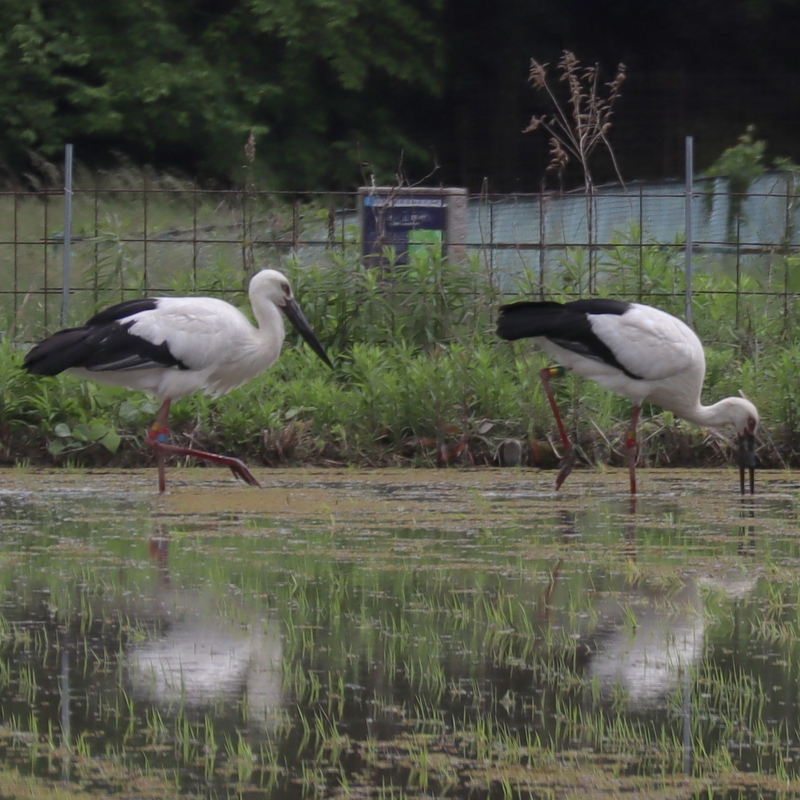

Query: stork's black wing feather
[24,300,189,376]
[496,299,642,379]
[86,298,160,325]
[562,298,631,316]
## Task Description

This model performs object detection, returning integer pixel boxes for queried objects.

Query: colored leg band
[149,423,169,443]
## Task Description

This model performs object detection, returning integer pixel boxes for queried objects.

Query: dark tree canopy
[1,0,799,190]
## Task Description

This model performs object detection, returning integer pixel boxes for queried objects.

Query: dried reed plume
[525,51,626,191]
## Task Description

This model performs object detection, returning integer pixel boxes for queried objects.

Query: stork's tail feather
[496,301,564,341]
[23,328,92,376]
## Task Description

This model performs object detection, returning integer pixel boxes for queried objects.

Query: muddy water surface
[0,466,799,799]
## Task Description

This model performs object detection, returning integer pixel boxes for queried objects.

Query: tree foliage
[702,126,767,240]
[0,0,445,186]
[2,0,800,189]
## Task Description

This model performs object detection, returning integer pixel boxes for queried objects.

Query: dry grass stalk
[525,51,626,191]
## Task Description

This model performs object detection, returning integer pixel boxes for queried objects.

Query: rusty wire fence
[1,181,798,344]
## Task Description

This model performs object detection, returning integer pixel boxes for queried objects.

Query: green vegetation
[1,213,798,473]
[702,126,768,241]
[0,762,189,800]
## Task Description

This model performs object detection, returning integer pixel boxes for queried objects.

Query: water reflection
[738,496,757,555]
[0,472,798,797]
[125,534,285,731]
[584,578,705,705]
[60,634,72,782]
[570,497,757,709]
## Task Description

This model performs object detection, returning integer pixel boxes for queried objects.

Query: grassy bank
[1,241,798,474]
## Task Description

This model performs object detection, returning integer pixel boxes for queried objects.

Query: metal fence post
[684,136,693,326]
[61,144,74,326]
[538,192,546,298]
[638,183,644,301]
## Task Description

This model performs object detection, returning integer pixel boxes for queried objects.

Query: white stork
[497,298,758,494]
[24,269,332,492]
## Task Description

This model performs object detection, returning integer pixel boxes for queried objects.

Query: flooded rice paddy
[0,466,799,799]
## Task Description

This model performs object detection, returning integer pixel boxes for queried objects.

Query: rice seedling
[260,737,283,777]
[313,709,349,763]
[175,709,197,765]
[145,706,166,745]
[0,658,11,691]
[17,663,38,705]
[298,760,326,798]
[74,730,92,759]
[296,706,313,758]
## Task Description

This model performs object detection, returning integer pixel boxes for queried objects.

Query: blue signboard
[362,193,447,265]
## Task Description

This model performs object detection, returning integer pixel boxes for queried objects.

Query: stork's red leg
[625,405,642,495]
[539,366,575,490]
[145,399,261,491]
[146,400,172,493]
[152,443,261,488]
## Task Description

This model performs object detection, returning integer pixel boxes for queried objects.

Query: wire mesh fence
[1,178,798,343]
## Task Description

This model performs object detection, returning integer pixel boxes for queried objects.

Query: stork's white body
[534,303,745,430]
[68,292,286,401]
[24,269,332,491]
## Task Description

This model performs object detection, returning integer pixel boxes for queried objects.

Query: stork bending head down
[497,298,758,494]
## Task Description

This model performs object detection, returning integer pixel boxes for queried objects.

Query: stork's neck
[678,396,753,432]
[251,294,286,344]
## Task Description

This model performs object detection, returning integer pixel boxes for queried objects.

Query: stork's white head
[249,269,294,308]
[249,269,332,369]
[725,396,759,436]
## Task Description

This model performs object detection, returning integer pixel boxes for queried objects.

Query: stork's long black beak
[738,432,756,495]
[283,298,333,369]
